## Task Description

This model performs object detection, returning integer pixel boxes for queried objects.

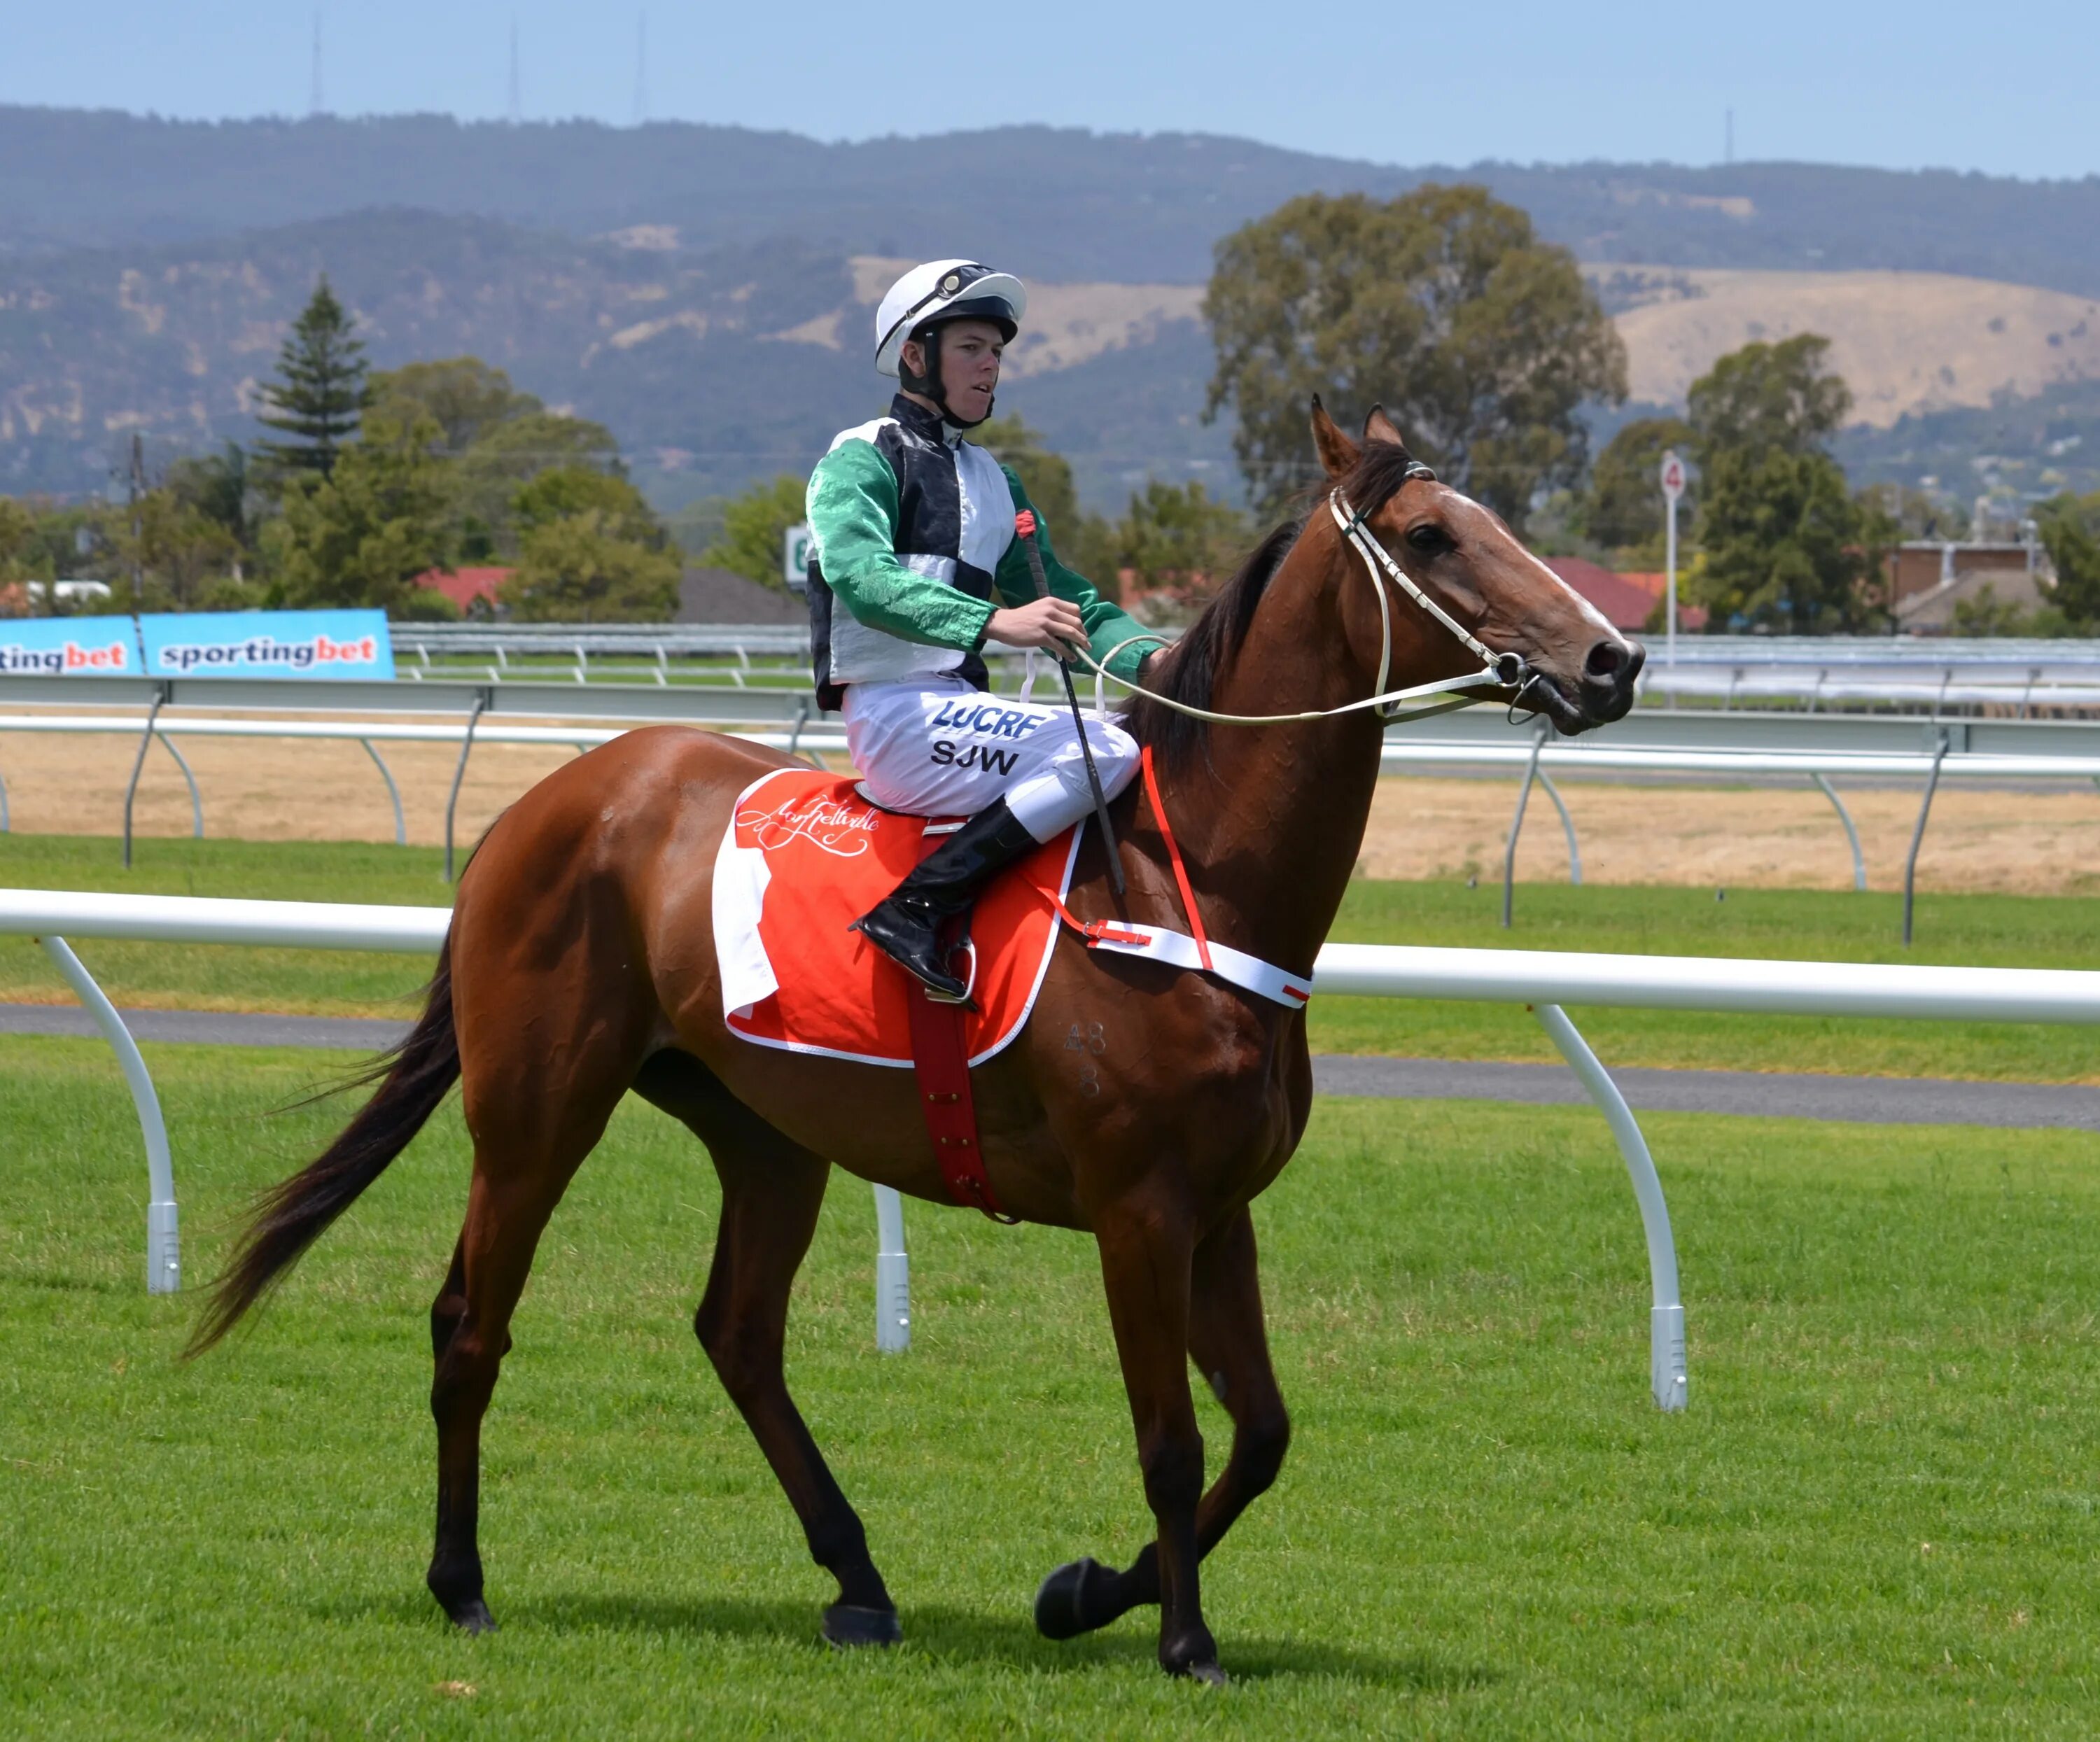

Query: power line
[633,13,648,127]
[309,10,326,118]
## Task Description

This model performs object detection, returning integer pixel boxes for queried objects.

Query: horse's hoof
[822,1603,902,1649]
[448,1598,498,1636]
[1184,1661,1229,1688]
[1033,1557,1110,1641]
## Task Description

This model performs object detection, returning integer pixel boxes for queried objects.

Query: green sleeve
[806,440,997,652]
[992,467,1160,682]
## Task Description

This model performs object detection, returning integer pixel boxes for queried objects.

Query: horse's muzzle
[1534,635,1644,733]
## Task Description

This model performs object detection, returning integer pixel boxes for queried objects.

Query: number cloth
[714,767,1082,1067]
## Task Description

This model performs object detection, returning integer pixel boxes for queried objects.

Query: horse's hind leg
[634,1052,899,1646]
[426,1058,634,1631]
[1035,1206,1289,1655]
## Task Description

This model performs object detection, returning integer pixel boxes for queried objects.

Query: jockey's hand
[987,596,1089,657]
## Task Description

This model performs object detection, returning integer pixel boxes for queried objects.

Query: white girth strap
[1073,917,1313,1009]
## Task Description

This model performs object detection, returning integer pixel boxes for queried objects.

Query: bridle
[1073,472,1533,728]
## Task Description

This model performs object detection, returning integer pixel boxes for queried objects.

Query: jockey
[804,259,1156,1001]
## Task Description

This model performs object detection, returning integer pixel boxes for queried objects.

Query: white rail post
[37,935,179,1294]
[1811,773,1867,892]
[1903,730,1949,948]
[443,691,489,883]
[1535,771,1582,886]
[157,734,205,838]
[358,737,407,847]
[872,1184,910,1351]
[1534,1003,1686,1412]
[121,687,169,869]
[1502,719,1550,928]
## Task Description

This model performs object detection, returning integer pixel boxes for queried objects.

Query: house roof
[1542,557,1658,632]
[677,567,808,626]
[414,566,511,611]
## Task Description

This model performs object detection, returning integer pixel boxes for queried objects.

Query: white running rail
[10,887,2100,1412]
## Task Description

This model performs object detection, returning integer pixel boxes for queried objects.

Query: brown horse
[193,402,1641,1682]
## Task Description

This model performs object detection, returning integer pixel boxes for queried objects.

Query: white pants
[842,676,1141,842]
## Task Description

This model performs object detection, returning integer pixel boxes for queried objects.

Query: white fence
[5,703,2099,940]
[10,887,2100,1411]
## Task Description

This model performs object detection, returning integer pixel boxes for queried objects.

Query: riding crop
[1013,510,1126,898]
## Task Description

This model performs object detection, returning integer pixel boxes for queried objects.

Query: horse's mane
[1119,439,1427,771]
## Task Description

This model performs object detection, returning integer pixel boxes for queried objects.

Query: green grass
[6,1041,2100,1736]
[0,833,2094,1079]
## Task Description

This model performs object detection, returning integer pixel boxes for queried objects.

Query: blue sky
[5,0,2095,179]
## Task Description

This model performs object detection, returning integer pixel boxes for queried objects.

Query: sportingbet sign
[0,616,141,676]
[141,610,394,680]
[0,610,393,681]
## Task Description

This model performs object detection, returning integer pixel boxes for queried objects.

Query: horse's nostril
[1583,640,1628,683]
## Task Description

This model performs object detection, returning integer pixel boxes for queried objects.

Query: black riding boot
[851,799,1040,1000]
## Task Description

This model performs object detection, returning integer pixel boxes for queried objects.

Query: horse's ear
[1310,395,1359,479]
[1364,404,1409,451]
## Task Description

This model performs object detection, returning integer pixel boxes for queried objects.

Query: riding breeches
[841,675,1141,842]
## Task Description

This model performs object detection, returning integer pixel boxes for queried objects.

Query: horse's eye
[1406,524,1450,555]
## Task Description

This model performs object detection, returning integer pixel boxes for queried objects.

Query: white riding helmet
[874,260,1027,377]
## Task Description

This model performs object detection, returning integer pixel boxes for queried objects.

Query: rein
[1070,482,1529,728]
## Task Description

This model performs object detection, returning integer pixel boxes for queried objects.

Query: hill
[0,212,1234,507]
[1599,265,2100,426]
[7,109,2100,510]
[8,108,2100,294]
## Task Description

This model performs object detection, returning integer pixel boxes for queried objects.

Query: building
[1541,557,1708,633]
[676,566,806,626]
[1885,540,2054,634]
[413,566,511,618]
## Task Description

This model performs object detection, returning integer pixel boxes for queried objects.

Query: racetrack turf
[0,833,2094,1082]
[5,1039,2100,1737]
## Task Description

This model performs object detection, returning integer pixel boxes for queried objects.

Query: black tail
[186,941,461,1356]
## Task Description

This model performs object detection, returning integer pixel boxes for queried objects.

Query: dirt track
[1,720,2095,896]
[1361,776,2100,897]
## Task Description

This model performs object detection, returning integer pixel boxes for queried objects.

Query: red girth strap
[904,950,1016,1223]
[1138,743,1210,967]
[906,747,1202,1225]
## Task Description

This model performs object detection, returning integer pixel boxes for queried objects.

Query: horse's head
[1312,400,1644,734]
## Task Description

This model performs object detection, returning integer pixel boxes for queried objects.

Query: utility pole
[633,13,648,126]
[507,20,522,124]
[127,433,147,610]
[309,10,325,117]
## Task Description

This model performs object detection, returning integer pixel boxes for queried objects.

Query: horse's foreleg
[1077,1201,1222,1680]
[1037,1205,1288,1650]
[687,1102,897,1645]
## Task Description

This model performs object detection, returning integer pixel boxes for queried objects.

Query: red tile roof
[1542,557,1660,631]
[414,566,512,611]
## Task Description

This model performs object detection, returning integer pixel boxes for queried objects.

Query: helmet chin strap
[902,326,994,430]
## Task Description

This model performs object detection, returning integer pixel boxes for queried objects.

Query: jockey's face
[901,318,1005,424]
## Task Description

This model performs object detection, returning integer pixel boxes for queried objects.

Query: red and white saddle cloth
[712,757,1312,1069]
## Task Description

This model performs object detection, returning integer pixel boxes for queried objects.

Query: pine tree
[257,277,368,479]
